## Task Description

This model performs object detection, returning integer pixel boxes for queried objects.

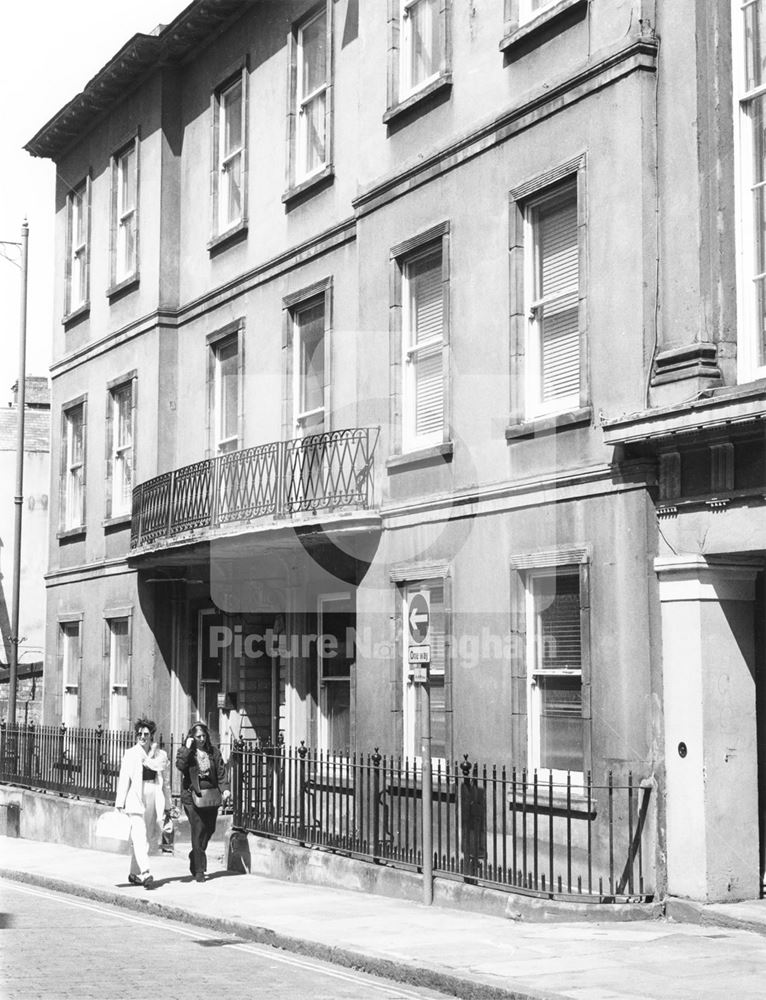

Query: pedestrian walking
[115,717,172,889]
[175,722,230,882]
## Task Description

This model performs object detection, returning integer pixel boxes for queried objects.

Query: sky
[0,0,190,400]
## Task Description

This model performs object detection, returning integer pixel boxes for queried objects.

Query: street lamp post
[6,220,29,724]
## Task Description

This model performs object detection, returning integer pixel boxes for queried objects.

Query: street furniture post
[9,220,29,725]
[421,666,433,905]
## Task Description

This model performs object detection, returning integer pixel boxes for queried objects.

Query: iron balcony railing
[130,427,380,550]
[231,743,655,904]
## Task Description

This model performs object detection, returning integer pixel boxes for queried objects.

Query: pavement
[2,835,766,1000]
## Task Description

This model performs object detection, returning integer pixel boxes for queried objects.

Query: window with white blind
[213,72,246,236]
[66,180,89,315]
[297,7,329,182]
[111,140,138,285]
[402,581,447,761]
[107,617,131,731]
[526,568,584,774]
[107,380,135,518]
[524,182,580,417]
[402,244,445,451]
[734,0,766,379]
[294,298,326,435]
[62,402,86,530]
[60,621,81,728]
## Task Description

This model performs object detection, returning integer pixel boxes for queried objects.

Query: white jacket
[115,743,172,820]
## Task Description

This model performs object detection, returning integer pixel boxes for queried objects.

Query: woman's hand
[185,737,193,749]
[222,789,231,802]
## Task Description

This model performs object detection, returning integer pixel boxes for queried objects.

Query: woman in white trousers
[115,718,172,888]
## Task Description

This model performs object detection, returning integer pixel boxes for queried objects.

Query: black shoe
[194,872,205,883]
[142,874,155,889]
[128,874,142,886]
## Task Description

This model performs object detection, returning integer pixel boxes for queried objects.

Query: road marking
[0,879,438,1000]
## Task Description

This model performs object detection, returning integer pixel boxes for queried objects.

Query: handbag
[192,787,222,809]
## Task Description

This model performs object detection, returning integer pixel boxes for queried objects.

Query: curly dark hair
[134,717,157,737]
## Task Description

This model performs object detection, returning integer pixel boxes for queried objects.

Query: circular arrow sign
[408,592,430,644]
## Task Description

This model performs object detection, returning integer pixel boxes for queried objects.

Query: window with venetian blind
[526,568,584,774]
[402,244,445,451]
[525,182,580,417]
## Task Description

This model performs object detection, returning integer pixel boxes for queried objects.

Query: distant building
[0,376,50,723]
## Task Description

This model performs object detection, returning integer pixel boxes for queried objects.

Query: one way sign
[408,591,430,644]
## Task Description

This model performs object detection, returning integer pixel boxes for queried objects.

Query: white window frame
[63,402,85,530]
[66,180,89,314]
[213,334,239,454]
[401,580,448,765]
[293,297,326,435]
[108,380,135,518]
[733,0,766,381]
[402,243,445,452]
[60,621,81,728]
[107,617,131,731]
[525,567,584,780]
[214,74,246,236]
[400,0,442,99]
[316,593,354,754]
[296,7,330,183]
[111,140,138,285]
[523,181,581,418]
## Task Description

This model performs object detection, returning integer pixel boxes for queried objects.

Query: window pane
[223,83,242,157]
[62,624,79,686]
[324,683,350,752]
[745,0,766,91]
[223,152,242,227]
[120,148,136,212]
[414,345,443,436]
[216,338,238,445]
[109,619,130,687]
[301,11,327,96]
[408,0,440,88]
[114,387,132,448]
[538,675,583,771]
[302,91,327,175]
[68,407,83,464]
[298,302,325,415]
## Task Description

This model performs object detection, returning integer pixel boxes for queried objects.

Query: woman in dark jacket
[175,722,229,882]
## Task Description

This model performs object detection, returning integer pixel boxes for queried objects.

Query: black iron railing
[0,723,184,802]
[130,427,379,549]
[231,743,655,904]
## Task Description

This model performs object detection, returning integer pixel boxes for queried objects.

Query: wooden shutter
[537,191,579,402]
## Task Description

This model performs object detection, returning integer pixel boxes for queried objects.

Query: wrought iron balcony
[130,427,380,551]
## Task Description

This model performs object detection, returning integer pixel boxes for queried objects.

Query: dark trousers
[184,803,218,874]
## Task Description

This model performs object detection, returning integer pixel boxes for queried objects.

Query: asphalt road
[0,878,450,1000]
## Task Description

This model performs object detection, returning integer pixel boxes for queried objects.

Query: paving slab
[2,836,766,1000]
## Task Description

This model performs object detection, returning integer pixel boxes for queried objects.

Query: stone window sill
[282,165,334,206]
[107,274,140,302]
[57,526,86,542]
[505,406,592,441]
[382,73,453,126]
[386,441,454,472]
[103,513,132,531]
[62,303,90,328]
[500,0,588,53]
[207,219,248,255]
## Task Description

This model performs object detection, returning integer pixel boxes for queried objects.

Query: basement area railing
[231,742,655,904]
[130,426,380,549]
[0,723,185,802]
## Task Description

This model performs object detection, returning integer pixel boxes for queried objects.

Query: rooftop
[25,0,252,161]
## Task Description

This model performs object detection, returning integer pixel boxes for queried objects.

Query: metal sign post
[408,591,433,906]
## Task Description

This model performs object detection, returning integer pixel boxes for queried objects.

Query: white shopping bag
[95,809,131,853]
